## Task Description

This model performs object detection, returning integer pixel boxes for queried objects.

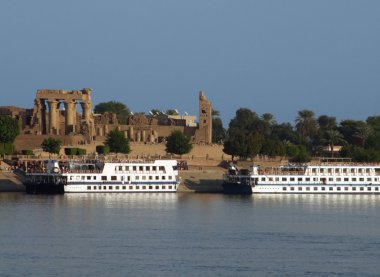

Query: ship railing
[64,169,102,174]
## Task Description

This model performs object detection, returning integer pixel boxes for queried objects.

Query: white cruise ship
[223,162,380,194]
[24,159,180,194]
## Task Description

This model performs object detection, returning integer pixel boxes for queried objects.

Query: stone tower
[198,90,212,144]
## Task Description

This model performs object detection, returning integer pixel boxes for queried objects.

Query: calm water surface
[1,193,380,276]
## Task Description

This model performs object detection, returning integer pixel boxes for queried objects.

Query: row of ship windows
[115,166,166,172]
[262,177,379,182]
[70,175,173,181]
[310,168,374,174]
[283,186,379,191]
[86,185,174,190]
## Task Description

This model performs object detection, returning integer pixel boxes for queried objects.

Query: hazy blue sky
[1,0,379,126]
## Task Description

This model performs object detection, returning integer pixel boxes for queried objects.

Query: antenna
[184,111,188,115]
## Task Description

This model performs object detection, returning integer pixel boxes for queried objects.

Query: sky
[1,0,379,126]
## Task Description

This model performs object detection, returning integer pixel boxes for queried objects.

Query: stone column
[37,99,47,135]
[81,101,92,123]
[47,100,59,135]
[64,100,76,134]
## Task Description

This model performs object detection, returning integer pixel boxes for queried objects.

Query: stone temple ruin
[0,88,213,150]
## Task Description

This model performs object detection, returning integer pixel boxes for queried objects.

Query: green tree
[318,115,337,131]
[212,117,226,144]
[165,130,193,155]
[166,109,179,115]
[0,116,20,144]
[223,131,262,160]
[324,130,346,157]
[41,137,62,155]
[105,129,131,154]
[295,109,319,142]
[94,101,130,124]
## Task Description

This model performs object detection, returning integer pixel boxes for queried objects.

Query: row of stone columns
[36,98,92,135]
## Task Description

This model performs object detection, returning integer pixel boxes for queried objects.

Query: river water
[1,193,380,276]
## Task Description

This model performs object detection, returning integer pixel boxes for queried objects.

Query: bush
[77,148,86,155]
[65,148,78,155]
[64,147,87,155]
[0,142,14,155]
[96,145,110,155]
[21,149,34,155]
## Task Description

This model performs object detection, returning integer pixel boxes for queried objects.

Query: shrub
[96,145,110,155]
[65,148,78,155]
[0,142,14,155]
[21,149,34,155]
[77,148,86,155]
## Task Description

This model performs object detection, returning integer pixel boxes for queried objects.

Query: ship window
[156,186,159,189]
[298,187,302,191]
[101,176,107,181]
[115,186,119,190]
[306,187,310,191]
[162,176,166,180]
[329,187,333,191]
[352,178,357,181]
[358,169,362,173]
[261,177,266,181]
[153,166,157,171]
[142,186,146,189]
[70,176,74,180]
[298,178,302,181]
[93,176,96,180]
[343,169,347,173]
[136,176,140,180]
[87,186,91,190]
[125,166,129,171]
[149,186,153,189]
[103,186,106,190]
[360,178,364,181]
[159,166,165,171]
[337,178,341,181]
[351,169,355,173]
[282,177,287,181]
[329,178,333,181]
[290,187,294,191]
[335,169,339,173]
[368,187,371,191]
[122,186,126,189]
[321,187,325,191]
[269,177,273,181]
[313,178,318,181]
[328,168,332,173]
[142,176,146,180]
[312,168,316,173]
[76,176,80,180]
[169,176,172,180]
[129,186,133,189]
[314,187,318,191]
[344,178,349,181]
[345,187,348,191]
[169,186,172,189]
[360,187,364,191]
[306,178,310,181]
[109,186,113,190]
[145,166,150,171]
[111,176,117,181]
[337,187,341,191]
[93,186,97,190]
[87,176,91,180]
[163,186,166,189]
[283,187,287,191]
[133,166,137,171]
[366,169,370,173]
[156,176,159,180]
[81,176,85,180]
[127,176,131,181]
[118,166,122,171]
[290,178,295,181]
[352,187,356,191]
[368,178,372,182]
[139,166,143,171]
[375,187,379,191]
[275,177,279,181]
[149,176,153,180]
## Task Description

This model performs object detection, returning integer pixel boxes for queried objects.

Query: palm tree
[295,109,319,141]
[353,125,372,147]
[325,130,346,157]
